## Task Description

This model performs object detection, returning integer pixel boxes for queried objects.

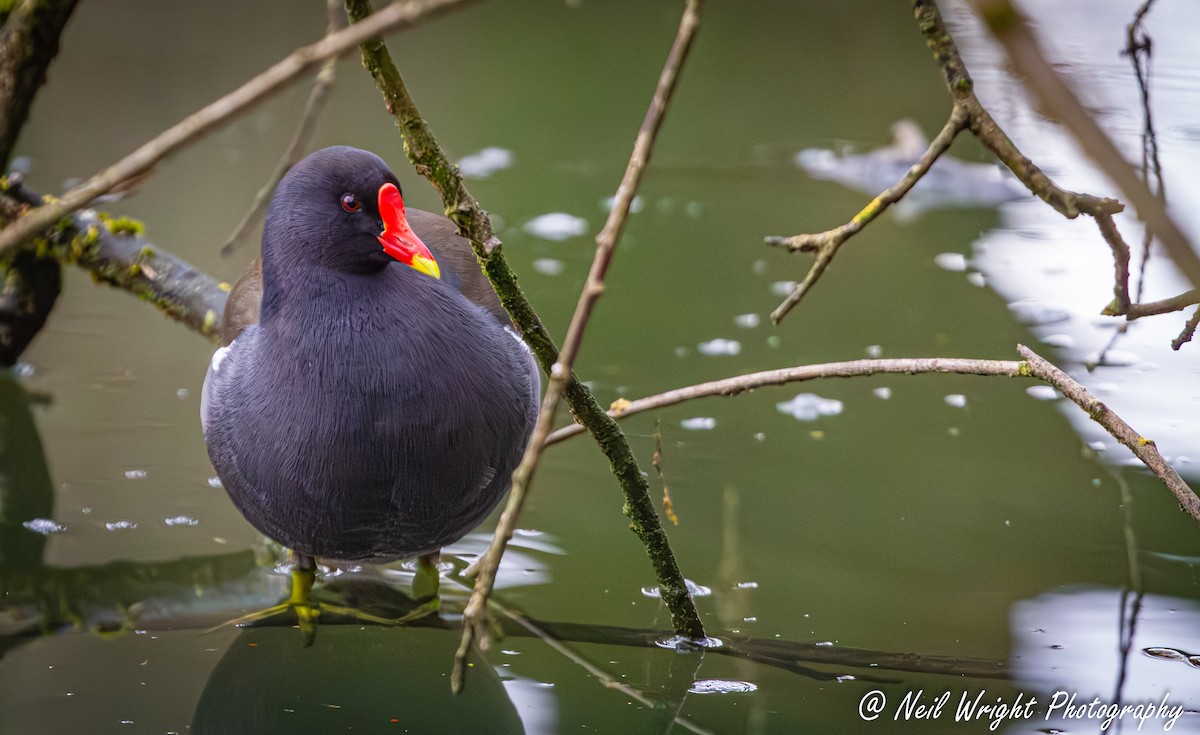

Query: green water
[2,1,1198,733]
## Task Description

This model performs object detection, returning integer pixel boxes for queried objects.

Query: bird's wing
[220,258,263,346]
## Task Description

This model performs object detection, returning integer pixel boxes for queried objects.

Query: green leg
[413,551,442,609]
[211,550,441,643]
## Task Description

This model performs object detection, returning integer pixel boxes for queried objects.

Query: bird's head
[264,146,441,279]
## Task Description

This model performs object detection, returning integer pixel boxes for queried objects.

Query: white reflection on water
[954,0,1200,478]
[1010,587,1200,734]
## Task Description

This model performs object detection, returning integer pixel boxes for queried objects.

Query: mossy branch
[0,180,228,341]
[342,0,708,686]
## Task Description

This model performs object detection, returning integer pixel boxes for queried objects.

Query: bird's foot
[211,553,441,644]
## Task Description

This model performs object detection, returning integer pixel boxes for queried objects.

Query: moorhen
[201,146,538,634]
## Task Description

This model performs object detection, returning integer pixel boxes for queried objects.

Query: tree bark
[0,0,81,364]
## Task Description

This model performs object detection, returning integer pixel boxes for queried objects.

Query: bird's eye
[340,194,361,213]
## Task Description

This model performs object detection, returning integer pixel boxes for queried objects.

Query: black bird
[201,146,538,632]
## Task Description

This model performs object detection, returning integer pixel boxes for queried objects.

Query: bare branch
[0,0,480,256]
[969,0,1200,290]
[220,0,346,257]
[1017,345,1200,522]
[766,106,969,322]
[453,0,707,689]
[548,357,1026,445]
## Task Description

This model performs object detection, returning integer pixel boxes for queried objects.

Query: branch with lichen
[767,0,1198,343]
[341,0,709,684]
[0,180,228,341]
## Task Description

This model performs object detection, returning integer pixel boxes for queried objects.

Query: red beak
[377,183,440,279]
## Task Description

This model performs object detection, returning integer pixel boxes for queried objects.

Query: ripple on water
[689,679,758,695]
[642,579,712,599]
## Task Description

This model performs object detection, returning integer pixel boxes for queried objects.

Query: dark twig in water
[220,0,346,257]
[341,0,708,692]
[0,0,479,257]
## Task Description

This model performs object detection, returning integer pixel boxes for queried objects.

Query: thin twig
[766,106,969,323]
[342,0,709,689]
[969,0,1200,290]
[546,357,1026,445]
[1172,306,1200,350]
[0,0,480,256]
[452,0,706,691]
[1017,344,1200,523]
[542,348,1200,525]
[220,0,346,257]
[771,1,1197,332]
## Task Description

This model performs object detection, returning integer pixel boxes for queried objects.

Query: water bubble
[872,387,892,400]
[164,516,199,527]
[458,147,515,178]
[770,280,797,297]
[1026,385,1059,401]
[776,393,843,421]
[865,345,883,358]
[23,518,65,535]
[736,581,759,589]
[105,521,138,531]
[966,272,986,287]
[124,469,147,480]
[1042,334,1075,348]
[689,679,757,694]
[680,417,716,431]
[697,338,741,356]
[601,195,644,214]
[523,213,588,241]
[176,388,190,399]
[734,313,761,329]
[207,476,224,488]
[944,394,967,408]
[531,258,565,276]
[934,252,968,272]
